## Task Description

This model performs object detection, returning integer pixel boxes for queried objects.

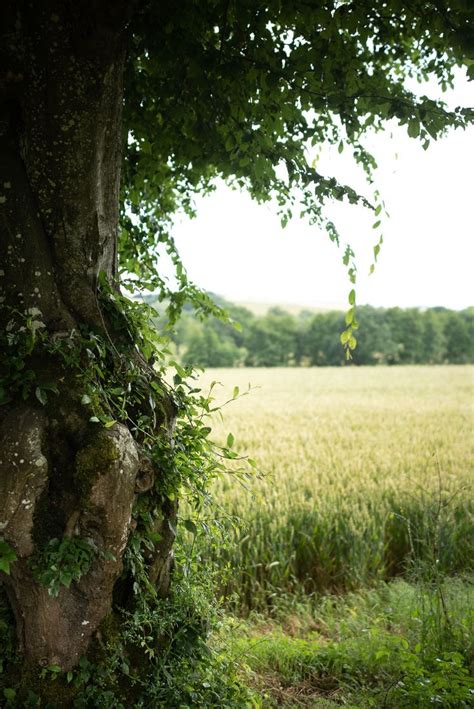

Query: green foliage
[0,540,17,576]
[28,537,98,597]
[239,632,473,707]
[166,298,473,368]
[1,572,260,707]
[391,651,473,707]
[0,283,258,703]
[227,577,474,707]
[0,307,50,405]
[120,0,474,326]
[184,326,246,368]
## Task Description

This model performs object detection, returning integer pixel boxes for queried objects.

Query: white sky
[170,74,474,311]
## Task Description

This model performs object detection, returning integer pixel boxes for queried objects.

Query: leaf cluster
[28,537,98,598]
[120,0,474,316]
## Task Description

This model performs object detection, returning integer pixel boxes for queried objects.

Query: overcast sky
[169,74,473,311]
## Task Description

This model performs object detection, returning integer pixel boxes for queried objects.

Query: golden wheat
[194,366,473,607]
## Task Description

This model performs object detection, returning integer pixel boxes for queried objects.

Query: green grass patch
[222,578,474,707]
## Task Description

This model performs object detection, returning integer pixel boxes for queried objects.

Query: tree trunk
[0,3,176,673]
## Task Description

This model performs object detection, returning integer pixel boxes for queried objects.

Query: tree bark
[0,2,176,672]
[1,1,128,329]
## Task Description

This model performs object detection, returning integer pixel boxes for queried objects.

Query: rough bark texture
[1,1,127,329]
[0,2,176,671]
[0,409,140,669]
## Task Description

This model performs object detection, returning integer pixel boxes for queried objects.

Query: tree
[421,309,447,363]
[304,311,347,365]
[386,307,426,363]
[245,308,299,366]
[183,324,246,367]
[1,0,473,702]
[444,308,474,363]
[351,306,399,365]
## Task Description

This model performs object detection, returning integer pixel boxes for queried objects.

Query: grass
[221,577,474,707]
[175,366,474,709]
[191,366,473,610]
[177,365,473,705]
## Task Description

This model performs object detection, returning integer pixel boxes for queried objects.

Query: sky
[169,74,474,311]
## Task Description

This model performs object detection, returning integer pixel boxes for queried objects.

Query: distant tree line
[150,296,473,367]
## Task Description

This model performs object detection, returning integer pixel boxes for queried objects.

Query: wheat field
[193,366,473,609]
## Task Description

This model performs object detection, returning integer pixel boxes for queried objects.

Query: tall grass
[187,366,473,611]
[224,578,474,707]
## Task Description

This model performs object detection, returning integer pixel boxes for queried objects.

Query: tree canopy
[120,0,474,315]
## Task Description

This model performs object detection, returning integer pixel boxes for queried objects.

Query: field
[189,366,473,706]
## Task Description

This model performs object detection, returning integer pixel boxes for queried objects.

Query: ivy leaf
[183,519,198,535]
[0,540,17,575]
[3,689,16,704]
[35,386,47,405]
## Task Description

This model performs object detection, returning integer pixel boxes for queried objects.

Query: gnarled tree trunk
[0,2,175,672]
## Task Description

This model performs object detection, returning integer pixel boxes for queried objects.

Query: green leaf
[35,386,47,405]
[0,539,18,575]
[183,519,198,535]
[47,664,62,673]
[59,572,73,588]
[348,289,356,305]
[226,432,234,448]
[407,118,420,138]
[104,419,117,429]
[0,558,11,574]
[81,394,91,405]
[232,386,239,399]
[147,531,163,543]
[340,329,351,345]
